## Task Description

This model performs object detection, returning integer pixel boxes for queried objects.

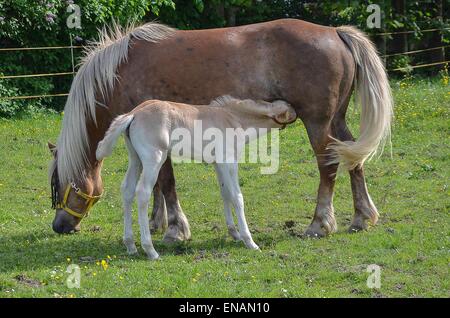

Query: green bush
[0,0,175,117]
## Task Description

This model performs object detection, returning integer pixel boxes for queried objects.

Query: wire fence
[0,28,448,101]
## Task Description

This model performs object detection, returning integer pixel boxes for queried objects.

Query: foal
[96,96,297,259]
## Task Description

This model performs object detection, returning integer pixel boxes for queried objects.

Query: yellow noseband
[56,182,103,218]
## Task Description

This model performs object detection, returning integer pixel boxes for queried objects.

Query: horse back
[113,19,354,119]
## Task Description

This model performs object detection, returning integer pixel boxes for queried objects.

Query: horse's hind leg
[121,137,141,255]
[332,115,379,232]
[134,148,167,260]
[214,163,241,241]
[303,119,339,237]
[218,163,259,250]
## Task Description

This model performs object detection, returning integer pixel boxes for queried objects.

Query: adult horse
[49,19,392,241]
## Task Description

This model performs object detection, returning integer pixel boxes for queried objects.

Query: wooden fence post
[430,0,445,72]
[391,0,408,54]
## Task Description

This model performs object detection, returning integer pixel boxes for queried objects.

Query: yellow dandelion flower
[92,272,97,276]
[101,260,108,270]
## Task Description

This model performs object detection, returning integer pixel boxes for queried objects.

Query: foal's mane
[51,22,175,186]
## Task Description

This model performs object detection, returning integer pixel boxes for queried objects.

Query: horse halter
[56,182,103,219]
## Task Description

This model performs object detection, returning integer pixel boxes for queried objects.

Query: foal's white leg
[136,147,167,259]
[219,163,259,250]
[121,137,142,255]
[214,164,241,241]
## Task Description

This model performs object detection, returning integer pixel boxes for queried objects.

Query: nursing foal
[96,96,297,259]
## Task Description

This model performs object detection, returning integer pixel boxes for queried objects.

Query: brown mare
[49,19,392,242]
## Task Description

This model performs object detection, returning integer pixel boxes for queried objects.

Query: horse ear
[48,141,57,156]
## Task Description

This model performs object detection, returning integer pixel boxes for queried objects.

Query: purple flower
[45,12,56,23]
[74,36,83,43]
[46,3,54,9]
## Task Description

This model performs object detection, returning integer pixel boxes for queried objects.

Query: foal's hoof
[126,245,138,255]
[124,239,138,255]
[147,252,160,260]
[127,247,138,256]
[228,227,242,241]
[243,238,260,250]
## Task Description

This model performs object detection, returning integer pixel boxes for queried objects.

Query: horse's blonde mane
[54,22,175,186]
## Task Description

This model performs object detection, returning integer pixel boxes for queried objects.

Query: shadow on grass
[0,227,292,274]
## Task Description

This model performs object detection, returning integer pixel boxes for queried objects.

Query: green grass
[0,78,448,298]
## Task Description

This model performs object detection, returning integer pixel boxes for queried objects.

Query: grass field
[0,78,448,298]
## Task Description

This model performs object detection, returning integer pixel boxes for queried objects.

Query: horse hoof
[147,253,161,261]
[127,246,138,255]
[246,243,260,250]
[162,225,191,243]
[242,238,260,250]
[228,227,242,241]
[348,216,369,233]
[348,224,367,233]
[304,227,326,238]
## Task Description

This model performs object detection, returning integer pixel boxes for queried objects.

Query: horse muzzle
[52,210,81,234]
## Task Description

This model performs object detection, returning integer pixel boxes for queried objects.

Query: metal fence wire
[0,28,448,101]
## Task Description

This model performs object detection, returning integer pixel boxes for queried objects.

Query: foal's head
[257,99,297,128]
[48,142,104,234]
[219,96,297,128]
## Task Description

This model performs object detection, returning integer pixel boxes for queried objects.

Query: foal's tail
[96,114,134,160]
[329,26,393,170]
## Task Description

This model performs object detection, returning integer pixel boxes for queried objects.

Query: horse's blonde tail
[329,26,393,170]
[96,114,134,160]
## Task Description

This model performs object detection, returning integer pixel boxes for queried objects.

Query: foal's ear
[48,141,57,157]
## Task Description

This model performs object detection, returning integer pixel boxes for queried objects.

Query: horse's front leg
[149,183,168,234]
[156,157,191,243]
